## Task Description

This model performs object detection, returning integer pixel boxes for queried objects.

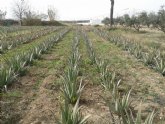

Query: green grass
[1,91,22,98]
[107,27,165,51]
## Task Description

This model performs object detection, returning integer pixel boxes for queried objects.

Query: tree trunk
[20,20,22,26]
[19,14,22,26]
[110,0,114,27]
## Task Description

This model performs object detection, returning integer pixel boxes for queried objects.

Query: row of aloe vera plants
[0,28,69,91]
[0,26,34,35]
[0,26,47,39]
[0,26,39,41]
[3,27,51,41]
[81,29,155,124]
[57,34,89,124]
[94,28,165,76]
[0,27,63,54]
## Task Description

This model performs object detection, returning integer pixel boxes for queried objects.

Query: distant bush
[41,21,64,26]
[22,19,64,26]
[94,24,100,27]
[102,17,110,25]
[77,24,83,26]
[0,19,19,26]
[22,19,42,26]
[157,6,165,33]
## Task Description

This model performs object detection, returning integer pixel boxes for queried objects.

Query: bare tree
[37,13,48,20]
[47,6,57,21]
[24,10,39,19]
[110,0,115,27]
[12,0,28,25]
[24,10,35,19]
[24,8,48,20]
[157,5,165,33]
[0,10,7,20]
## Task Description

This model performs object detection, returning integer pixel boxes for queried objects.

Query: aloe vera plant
[0,41,8,53]
[0,67,15,88]
[143,111,155,124]
[121,40,130,51]
[114,90,132,118]
[96,58,121,92]
[96,59,108,73]
[131,44,143,59]
[62,36,84,104]
[155,57,165,76]
[106,89,155,124]
[142,52,157,67]
[104,90,131,124]
[68,49,80,68]
[101,71,119,91]
[123,102,156,124]
[4,55,27,76]
[23,52,34,66]
[33,45,43,59]
[62,73,85,104]
[81,31,97,64]
[89,50,97,65]
[57,99,89,124]
[133,48,143,59]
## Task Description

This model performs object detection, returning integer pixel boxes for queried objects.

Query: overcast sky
[1,0,165,20]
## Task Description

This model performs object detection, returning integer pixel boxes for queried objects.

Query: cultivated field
[0,26,165,124]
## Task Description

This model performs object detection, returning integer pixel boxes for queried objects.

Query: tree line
[0,0,57,26]
[103,5,165,33]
